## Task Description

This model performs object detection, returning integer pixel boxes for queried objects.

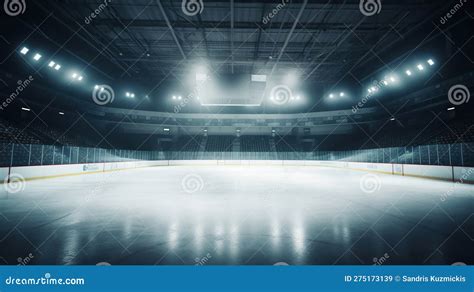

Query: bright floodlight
[72,73,78,79]
[368,88,372,93]
[406,70,412,76]
[383,80,388,86]
[427,59,435,66]
[54,64,61,70]
[417,64,424,71]
[340,92,345,97]
[131,93,135,98]
[296,95,301,100]
[329,94,334,99]
[48,61,55,67]
[78,76,83,81]
[389,76,396,83]
[20,47,29,55]
[178,96,182,100]
[94,85,99,90]
[172,95,176,100]
[33,53,42,61]
[371,87,377,92]
[126,92,131,97]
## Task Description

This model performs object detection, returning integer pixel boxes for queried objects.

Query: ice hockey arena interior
[0,0,473,266]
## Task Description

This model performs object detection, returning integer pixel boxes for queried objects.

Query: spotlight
[172,95,177,100]
[178,96,182,100]
[383,80,388,86]
[296,95,301,100]
[406,70,412,76]
[131,93,135,98]
[340,92,345,97]
[389,76,396,83]
[126,92,131,97]
[417,64,424,71]
[78,76,83,81]
[33,53,42,61]
[427,59,435,66]
[20,47,29,55]
[72,73,78,79]
[54,64,61,70]
[48,61,55,68]
[329,94,334,99]
[371,87,377,92]
[368,88,372,93]
[94,85,99,90]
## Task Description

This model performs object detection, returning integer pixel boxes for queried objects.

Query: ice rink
[1,165,473,265]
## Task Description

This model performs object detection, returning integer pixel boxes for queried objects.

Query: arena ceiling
[0,0,472,113]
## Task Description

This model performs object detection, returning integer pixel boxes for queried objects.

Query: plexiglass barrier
[1,143,473,167]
